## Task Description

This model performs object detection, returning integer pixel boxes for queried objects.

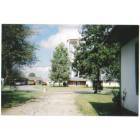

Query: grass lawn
[47,86,92,92]
[2,89,42,108]
[75,92,137,116]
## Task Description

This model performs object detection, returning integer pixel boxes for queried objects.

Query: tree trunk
[92,80,94,90]
[94,69,100,94]
[5,68,10,85]
[4,62,12,85]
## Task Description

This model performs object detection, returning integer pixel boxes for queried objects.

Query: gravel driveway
[2,86,81,116]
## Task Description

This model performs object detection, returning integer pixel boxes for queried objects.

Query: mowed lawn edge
[75,92,117,116]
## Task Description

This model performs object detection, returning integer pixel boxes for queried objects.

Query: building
[27,76,43,85]
[68,77,86,86]
[108,25,139,114]
[102,80,120,88]
[66,39,88,86]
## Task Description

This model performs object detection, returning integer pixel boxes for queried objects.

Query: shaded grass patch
[2,90,41,108]
[75,92,137,116]
[89,102,120,116]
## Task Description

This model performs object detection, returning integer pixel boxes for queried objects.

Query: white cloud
[40,25,81,48]
[24,66,51,72]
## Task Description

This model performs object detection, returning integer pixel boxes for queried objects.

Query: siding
[121,38,138,113]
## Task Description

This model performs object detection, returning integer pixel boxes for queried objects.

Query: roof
[28,76,42,81]
[106,25,139,45]
[69,77,86,82]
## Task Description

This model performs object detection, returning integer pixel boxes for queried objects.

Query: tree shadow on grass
[89,102,137,116]
[74,91,94,94]
[2,91,36,108]
[99,92,113,95]
[74,90,113,95]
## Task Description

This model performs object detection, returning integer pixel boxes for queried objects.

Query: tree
[11,67,25,79]
[50,43,70,86]
[29,73,36,77]
[72,25,120,93]
[2,24,37,84]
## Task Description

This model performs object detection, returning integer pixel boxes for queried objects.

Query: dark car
[42,82,47,85]
[14,79,28,86]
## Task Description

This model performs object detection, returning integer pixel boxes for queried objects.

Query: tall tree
[50,43,70,86]
[72,25,120,93]
[2,24,37,84]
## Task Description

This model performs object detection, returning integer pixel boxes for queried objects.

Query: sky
[23,24,81,81]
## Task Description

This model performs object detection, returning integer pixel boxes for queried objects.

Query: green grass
[2,90,42,108]
[75,92,137,116]
[33,86,92,94]
[2,85,15,91]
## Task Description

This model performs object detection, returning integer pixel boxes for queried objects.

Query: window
[135,41,139,95]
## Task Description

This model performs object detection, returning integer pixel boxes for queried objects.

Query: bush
[112,90,121,106]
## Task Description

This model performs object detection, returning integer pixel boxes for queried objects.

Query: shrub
[112,90,121,106]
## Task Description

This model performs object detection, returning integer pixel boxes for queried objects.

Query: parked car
[14,79,27,86]
[42,82,47,85]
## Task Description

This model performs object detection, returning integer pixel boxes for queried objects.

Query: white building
[66,39,88,86]
[102,80,120,88]
[108,25,139,114]
[66,39,79,77]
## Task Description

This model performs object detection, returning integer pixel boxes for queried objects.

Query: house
[68,77,86,86]
[108,25,139,114]
[101,74,120,88]
[102,80,120,88]
[27,76,43,85]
